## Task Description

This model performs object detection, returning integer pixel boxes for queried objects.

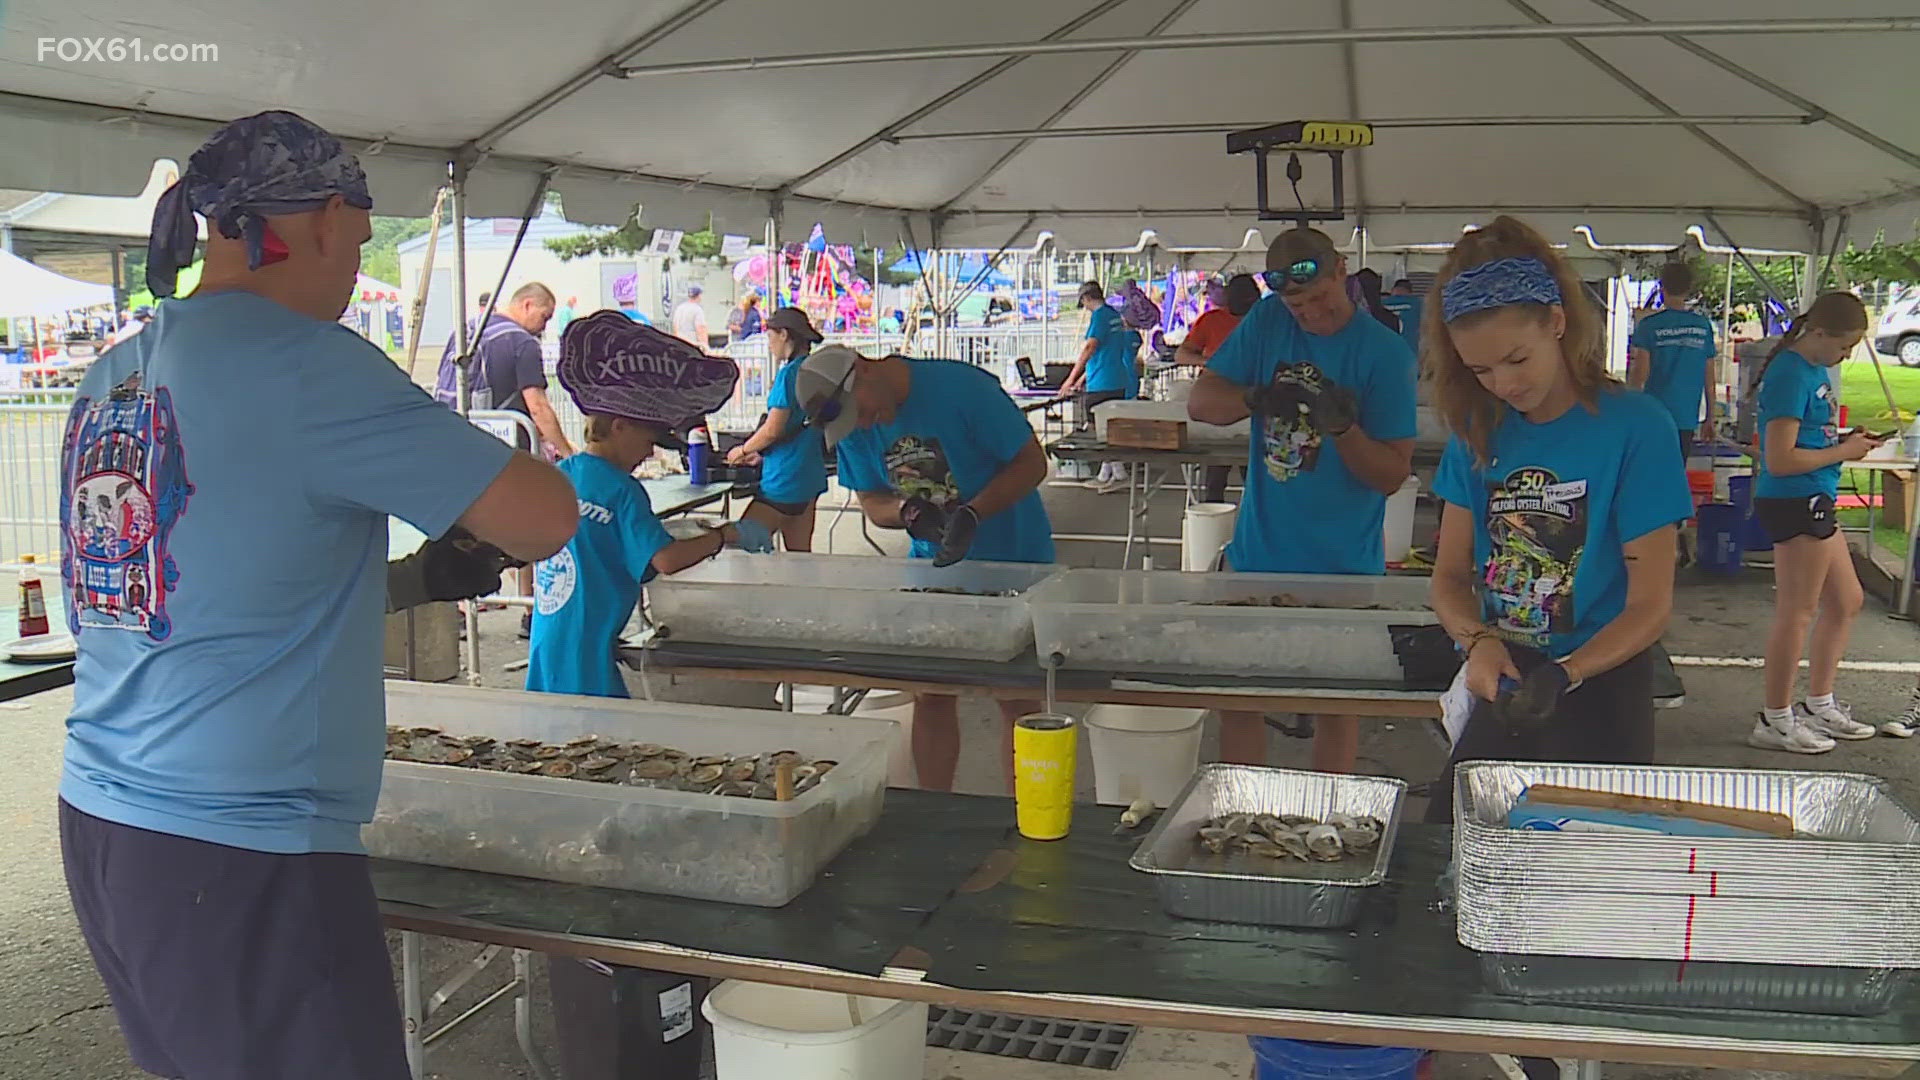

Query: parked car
[1874,285,1920,367]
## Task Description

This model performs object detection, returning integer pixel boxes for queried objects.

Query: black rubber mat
[926,1005,1137,1070]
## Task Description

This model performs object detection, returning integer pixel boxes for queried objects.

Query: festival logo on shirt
[1262,362,1329,483]
[883,436,960,506]
[60,373,194,640]
[1813,380,1837,445]
[1480,465,1587,647]
[534,546,577,615]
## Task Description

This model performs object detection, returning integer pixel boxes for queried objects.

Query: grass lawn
[1841,359,1920,427]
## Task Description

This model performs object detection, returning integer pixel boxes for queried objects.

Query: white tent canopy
[0,247,113,316]
[0,0,1916,253]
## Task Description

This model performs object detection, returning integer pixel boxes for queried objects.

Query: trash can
[1249,1037,1428,1080]
[1696,502,1746,574]
[1085,704,1205,808]
[703,981,926,1080]
[548,958,707,1080]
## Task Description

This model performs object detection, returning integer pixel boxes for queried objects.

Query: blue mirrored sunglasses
[1262,258,1323,293]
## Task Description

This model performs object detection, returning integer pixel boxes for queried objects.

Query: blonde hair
[1746,291,1868,403]
[1424,215,1610,465]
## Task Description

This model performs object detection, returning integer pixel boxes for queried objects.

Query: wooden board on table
[1106,417,1187,450]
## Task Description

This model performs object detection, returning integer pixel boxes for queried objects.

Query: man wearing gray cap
[671,282,709,347]
[59,110,576,1079]
[795,346,1052,791]
[1189,227,1418,773]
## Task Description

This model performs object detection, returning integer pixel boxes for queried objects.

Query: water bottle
[687,427,712,485]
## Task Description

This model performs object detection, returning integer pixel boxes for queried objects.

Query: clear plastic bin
[366,682,895,906]
[1027,569,1436,680]
[647,552,1060,661]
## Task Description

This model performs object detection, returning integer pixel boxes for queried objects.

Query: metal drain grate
[926,1006,1137,1070]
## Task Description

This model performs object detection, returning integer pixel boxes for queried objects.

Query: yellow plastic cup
[1013,712,1077,840]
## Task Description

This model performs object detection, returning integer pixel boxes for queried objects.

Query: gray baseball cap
[793,345,863,448]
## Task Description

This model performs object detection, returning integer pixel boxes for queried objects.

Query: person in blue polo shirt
[58,110,578,1080]
[1381,278,1424,357]
[1061,280,1142,494]
[526,312,756,698]
[797,345,1053,791]
[1188,227,1418,774]
[1629,261,1720,461]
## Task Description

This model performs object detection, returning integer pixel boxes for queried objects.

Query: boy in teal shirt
[526,311,761,697]
[1629,262,1719,461]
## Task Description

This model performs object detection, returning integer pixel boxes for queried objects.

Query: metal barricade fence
[0,391,76,563]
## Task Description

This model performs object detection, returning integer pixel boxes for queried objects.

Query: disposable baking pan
[1130,764,1405,928]
[1480,952,1910,1017]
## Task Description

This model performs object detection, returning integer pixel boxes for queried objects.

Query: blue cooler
[1249,1038,1426,1080]
[1726,473,1771,553]
[1696,503,1746,573]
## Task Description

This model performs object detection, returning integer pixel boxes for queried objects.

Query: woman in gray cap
[725,306,831,551]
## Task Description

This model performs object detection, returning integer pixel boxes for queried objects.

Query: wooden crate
[1105,417,1186,450]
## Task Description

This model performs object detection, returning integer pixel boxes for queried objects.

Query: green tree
[362,215,433,286]
[1835,233,1920,287]
[547,211,725,265]
[1687,254,1801,312]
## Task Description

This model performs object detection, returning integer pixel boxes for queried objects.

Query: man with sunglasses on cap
[726,306,830,551]
[1189,227,1418,773]
[796,346,1053,791]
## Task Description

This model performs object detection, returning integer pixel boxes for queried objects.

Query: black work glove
[1301,381,1360,436]
[933,505,980,568]
[900,496,948,544]
[385,527,513,613]
[1242,382,1295,418]
[1492,661,1573,733]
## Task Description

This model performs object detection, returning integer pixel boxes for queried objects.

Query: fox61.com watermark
[37,37,218,64]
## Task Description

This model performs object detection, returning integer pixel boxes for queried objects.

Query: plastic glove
[900,496,948,544]
[732,518,776,554]
[1492,662,1572,732]
[932,505,980,568]
[1301,381,1359,436]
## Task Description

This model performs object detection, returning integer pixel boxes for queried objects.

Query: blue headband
[1440,256,1562,322]
[147,110,373,298]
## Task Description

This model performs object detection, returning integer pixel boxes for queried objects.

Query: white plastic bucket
[1381,476,1419,564]
[1085,704,1206,807]
[850,691,916,788]
[703,981,927,1080]
[1182,502,1238,571]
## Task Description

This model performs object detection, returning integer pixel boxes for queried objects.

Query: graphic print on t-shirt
[1481,465,1587,647]
[1813,379,1837,445]
[1262,362,1328,483]
[884,436,960,505]
[60,372,195,640]
[534,546,577,615]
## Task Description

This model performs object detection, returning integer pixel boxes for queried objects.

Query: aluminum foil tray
[1480,953,1910,1017]
[1452,762,1920,967]
[1130,764,1406,928]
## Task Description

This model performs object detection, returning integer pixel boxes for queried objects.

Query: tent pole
[404,187,449,377]
[449,173,484,690]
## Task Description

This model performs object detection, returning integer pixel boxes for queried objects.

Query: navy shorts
[1755,493,1838,544]
[59,801,409,1080]
[753,493,816,518]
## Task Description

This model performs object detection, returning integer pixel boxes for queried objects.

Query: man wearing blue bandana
[1189,227,1418,773]
[58,110,577,1080]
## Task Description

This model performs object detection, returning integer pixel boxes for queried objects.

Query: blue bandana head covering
[1440,256,1562,323]
[147,109,373,298]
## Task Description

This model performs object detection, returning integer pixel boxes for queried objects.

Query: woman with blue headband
[1421,216,1694,820]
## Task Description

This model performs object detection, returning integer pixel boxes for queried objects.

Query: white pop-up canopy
[0,0,1915,253]
[0,248,113,316]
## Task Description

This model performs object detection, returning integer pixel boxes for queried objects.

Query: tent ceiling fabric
[0,0,1914,251]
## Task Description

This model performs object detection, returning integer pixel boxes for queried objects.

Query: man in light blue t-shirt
[1061,280,1142,493]
[56,111,577,1080]
[797,346,1053,792]
[1630,262,1720,461]
[1188,227,1418,775]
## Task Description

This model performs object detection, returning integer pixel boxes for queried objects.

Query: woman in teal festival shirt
[1422,216,1693,821]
